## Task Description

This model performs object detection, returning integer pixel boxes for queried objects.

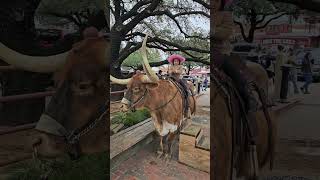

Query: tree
[233,0,299,42]
[0,0,108,55]
[121,49,161,70]
[36,0,108,33]
[269,0,320,12]
[110,0,210,77]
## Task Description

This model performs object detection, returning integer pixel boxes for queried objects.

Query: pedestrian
[287,49,299,94]
[203,76,208,91]
[300,52,313,94]
[197,76,201,94]
[273,45,286,102]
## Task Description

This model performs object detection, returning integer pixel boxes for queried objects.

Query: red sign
[260,38,310,47]
[262,39,296,45]
[265,24,291,35]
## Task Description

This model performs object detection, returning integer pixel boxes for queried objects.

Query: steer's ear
[145,82,158,89]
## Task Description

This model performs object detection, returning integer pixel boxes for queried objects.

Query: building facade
[234,11,320,50]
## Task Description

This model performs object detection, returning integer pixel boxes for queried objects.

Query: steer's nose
[120,104,129,112]
[30,133,67,158]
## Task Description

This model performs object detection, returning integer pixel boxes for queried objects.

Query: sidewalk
[272,81,320,114]
[195,88,210,107]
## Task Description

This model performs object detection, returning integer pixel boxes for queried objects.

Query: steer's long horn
[0,43,68,73]
[110,75,131,85]
[140,34,159,82]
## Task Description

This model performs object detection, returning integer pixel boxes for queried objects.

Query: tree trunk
[187,64,191,75]
[244,26,256,43]
[110,30,123,75]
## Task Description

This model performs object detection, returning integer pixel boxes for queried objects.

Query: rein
[127,88,179,112]
[66,104,107,144]
[149,90,179,112]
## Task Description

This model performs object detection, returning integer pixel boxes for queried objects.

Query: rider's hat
[167,54,185,64]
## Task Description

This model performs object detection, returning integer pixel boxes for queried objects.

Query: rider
[212,0,259,139]
[167,54,191,117]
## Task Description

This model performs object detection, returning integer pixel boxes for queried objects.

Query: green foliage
[121,49,162,69]
[112,109,151,127]
[36,0,105,27]
[6,152,108,180]
[37,0,105,15]
[233,0,299,21]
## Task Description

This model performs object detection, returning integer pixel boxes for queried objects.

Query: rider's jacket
[168,64,184,79]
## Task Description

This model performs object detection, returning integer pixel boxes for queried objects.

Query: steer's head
[120,72,158,111]
[110,35,159,112]
[0,27,108,159]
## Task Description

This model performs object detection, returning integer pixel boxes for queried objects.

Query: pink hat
[167,54,185,64]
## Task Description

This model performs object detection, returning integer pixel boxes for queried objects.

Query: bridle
[66,104,107,145]
[34,103,107,158]
[122,86,179,112]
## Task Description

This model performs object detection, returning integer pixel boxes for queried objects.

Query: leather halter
[36,103,106,159]
[122,81,180,112]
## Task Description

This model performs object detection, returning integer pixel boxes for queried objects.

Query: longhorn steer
[111,35,196,159]
[0,27,108,159]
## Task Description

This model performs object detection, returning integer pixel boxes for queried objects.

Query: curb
[272,97,303,115]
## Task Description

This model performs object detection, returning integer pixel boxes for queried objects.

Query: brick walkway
[110,141,210,180]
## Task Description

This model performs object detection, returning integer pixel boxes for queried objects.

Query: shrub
[6,152,108,180]
[112,108,151,127]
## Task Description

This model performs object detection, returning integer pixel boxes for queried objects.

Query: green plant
[6,152,108,180]
[112,109,151,127]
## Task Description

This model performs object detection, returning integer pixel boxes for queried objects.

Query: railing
[110,89,126,114]
[0,91,55,103]
[0,65,17,71]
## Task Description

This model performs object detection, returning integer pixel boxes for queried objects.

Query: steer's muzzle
[120,98,130,112]
[31,131,68,158]
[31,81,70,158]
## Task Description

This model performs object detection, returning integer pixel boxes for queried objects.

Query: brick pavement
[110,141,210,180]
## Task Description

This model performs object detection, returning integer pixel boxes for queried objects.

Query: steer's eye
[132,87,140,93]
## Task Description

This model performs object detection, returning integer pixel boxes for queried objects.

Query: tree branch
[256,12,288,29]
[256,14,267,24]
[114,0,121,21]
[268,0,320,12]
[134,56,210,70]
[151,10,209,39]
[118,34,209,64]
[122,0,161,34]
[121,0,152,22]
[192,0,210,9]
[45,12,81,26]
[233,20,249,42]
